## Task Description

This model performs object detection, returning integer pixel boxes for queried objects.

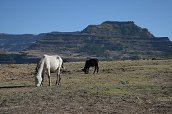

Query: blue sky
[0,0,172,40]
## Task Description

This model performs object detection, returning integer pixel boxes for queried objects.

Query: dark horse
[82,59,99,74]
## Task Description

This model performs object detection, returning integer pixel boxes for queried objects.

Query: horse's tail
[61,61,65,69]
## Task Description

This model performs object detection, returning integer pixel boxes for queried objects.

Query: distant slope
[0,33,44,52]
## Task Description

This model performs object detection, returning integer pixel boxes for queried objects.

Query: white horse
[35,54,63,87]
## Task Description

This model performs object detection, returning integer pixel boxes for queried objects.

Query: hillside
[0,33,44,52]
[24,21,172,60]
[0,21,172,62]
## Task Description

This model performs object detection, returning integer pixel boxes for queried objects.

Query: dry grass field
[0,59,172,114]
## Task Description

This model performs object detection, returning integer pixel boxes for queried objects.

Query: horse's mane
[35,56,45,74]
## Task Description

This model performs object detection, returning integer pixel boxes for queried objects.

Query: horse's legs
[93,65,99,74]
[56,74,61,85]
[93,66,96,74]
[86,68,89,74]
[47,69,51,86]
[56,68,61,85]
[97,65,99,74]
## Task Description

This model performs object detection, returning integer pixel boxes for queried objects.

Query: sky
[0,0,172,40]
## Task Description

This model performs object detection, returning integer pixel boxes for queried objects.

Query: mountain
[0,21,172,62]
[24,21,172,60]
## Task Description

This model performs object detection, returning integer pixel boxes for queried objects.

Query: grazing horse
[35,54,63,87]
[82,59,99,74]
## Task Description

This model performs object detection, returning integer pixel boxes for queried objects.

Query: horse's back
[85,58,98,67]
[44,55,63,71]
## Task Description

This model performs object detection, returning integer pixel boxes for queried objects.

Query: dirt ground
[0,60,172,114]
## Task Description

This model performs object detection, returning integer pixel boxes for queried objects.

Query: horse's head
[82,68,88,74]
[35,74,43,87]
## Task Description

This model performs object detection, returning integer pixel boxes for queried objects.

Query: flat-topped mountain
[0,21,172,62]
[82,21,154,38]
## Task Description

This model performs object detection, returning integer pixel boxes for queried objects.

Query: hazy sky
[0,0,172,40]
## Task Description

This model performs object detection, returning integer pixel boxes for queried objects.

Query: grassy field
[0,59,172,113]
